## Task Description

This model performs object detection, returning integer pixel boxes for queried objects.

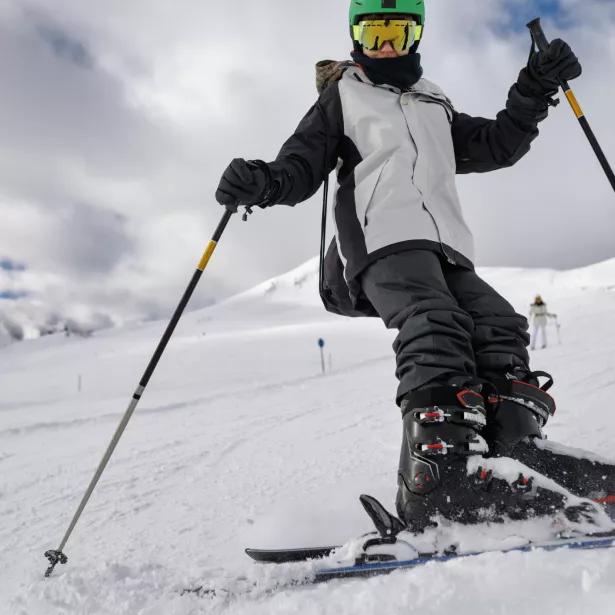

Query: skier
[529,294,556,350]
[216,1,614,531]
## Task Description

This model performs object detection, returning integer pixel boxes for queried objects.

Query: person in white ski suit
[529,295,556,350]
[215,0,615,531]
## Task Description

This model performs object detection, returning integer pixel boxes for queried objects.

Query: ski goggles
[352,19,422,52]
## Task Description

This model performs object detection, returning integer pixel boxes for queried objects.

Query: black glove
[517,39,582,101]
[216,158,271,212]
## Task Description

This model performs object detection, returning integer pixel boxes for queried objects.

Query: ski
[245,545,339,563]
[245,531,615,583]
[315,531,615,582]
[185,531,615,599]
[245,494,615,582]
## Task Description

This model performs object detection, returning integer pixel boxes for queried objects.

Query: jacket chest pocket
[410,92,456,170]
[411,92,454,124]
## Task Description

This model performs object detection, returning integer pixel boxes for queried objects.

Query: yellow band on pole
[197,240,217,271]
[565,90,584,119]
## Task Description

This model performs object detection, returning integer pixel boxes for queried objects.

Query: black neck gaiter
[351,51,423,91]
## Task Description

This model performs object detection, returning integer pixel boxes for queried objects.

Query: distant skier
[216,1,614,531]
[529,295,557,350]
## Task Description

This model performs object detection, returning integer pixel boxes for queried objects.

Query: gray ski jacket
[260,62,550,317]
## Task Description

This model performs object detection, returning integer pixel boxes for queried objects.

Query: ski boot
[484,370,615,517]
[396,385,601,532]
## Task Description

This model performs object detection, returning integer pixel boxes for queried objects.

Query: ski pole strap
[245,160,279,208]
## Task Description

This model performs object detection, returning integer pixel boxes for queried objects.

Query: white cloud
[1,0,614,340]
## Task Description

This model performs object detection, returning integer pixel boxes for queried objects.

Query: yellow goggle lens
[352,20,421,52]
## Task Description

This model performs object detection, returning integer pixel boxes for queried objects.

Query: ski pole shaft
[44,208,234,578]
[527,18,615,194]
[554,316,562,345]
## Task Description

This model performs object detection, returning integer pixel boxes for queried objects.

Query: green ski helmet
[349,0,425,53]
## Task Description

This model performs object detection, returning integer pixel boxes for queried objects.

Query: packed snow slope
[3,256,615,615]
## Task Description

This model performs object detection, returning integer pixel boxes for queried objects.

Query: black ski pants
[360,250,530,403]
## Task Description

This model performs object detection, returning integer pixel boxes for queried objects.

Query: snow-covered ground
[3,256,615,614]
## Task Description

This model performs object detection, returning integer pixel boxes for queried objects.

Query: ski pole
[44,208,235,578]
[527,18,615,194]
[554,315,562,345]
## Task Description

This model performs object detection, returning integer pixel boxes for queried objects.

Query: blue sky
[0,291,26,300]
[0,258,25,272]
[512,0,561,21]
[499,0,571,33]
[0,259,26,301]
[524,0,561,17]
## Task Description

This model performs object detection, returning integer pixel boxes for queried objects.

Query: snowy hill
[3,257,615,614]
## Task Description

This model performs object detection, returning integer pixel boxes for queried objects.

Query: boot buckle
[417,407,450,424]
[415,407,486,428]
[420,438,454,455]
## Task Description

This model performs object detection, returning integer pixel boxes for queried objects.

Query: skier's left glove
[516,39,582,102]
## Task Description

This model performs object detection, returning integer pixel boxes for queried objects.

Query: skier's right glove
[216,158,274,212]
[516,38,582,103]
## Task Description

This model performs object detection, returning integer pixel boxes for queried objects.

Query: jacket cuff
[505,84,550,132]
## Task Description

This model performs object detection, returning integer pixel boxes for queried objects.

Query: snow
[3,256,615,614]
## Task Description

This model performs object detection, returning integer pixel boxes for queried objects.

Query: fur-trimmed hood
[315,59,355,95]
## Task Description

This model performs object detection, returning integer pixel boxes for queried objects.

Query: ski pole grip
[526,18,551,53]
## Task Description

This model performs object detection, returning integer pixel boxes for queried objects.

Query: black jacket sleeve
[264,82,343,206]
[453,83,550,174]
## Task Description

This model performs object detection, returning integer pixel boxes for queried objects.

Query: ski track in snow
[3,257,615,614]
